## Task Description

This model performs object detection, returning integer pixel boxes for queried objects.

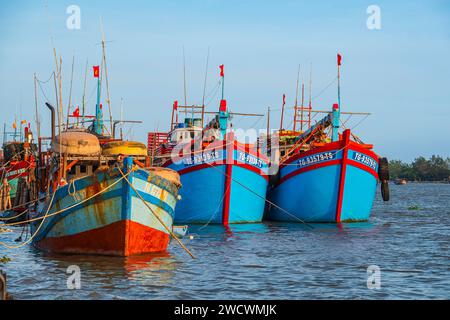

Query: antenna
[33,73,41,141]
[183,46,187,115]
[100,17,114,135]
[201,46,210,127]
[294,64,300,107]
[120,97,124,139]
[82,59,88,127]
[280,94,285,131]
[66,54,75,128]
[58,56,64,132]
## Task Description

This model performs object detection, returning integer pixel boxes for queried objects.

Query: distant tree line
[389,155,450,182]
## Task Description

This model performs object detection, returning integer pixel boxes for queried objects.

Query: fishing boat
[149,65,269,225]
[395,178,407,185]
[30,58,182,256]
[0,124,38,222]
[266,54,389,223]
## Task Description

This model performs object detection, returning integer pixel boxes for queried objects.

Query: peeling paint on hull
[32,163,179,256]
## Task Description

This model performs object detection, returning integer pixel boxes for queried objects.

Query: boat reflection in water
[39,251,179,287]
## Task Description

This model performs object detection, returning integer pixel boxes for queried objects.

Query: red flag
[337,54,342,66]
[220,99,227,112]
[282,94,286,106]
[93,65,100,78]
[219,64,224,77]
[173,100,178,110]
[73,107,80,117]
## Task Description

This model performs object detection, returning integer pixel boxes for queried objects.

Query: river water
[1,183,449,299]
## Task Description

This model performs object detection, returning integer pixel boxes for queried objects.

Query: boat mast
[308,63,312,130]
[183,46,187,116]
[33,73,41,141]
[293,65,300,132]
[218,64,228,138]
[332,53,342,142]
[66,54,75,128]
[82,59,88,127]
[93,65,103,135]
[201,47,210,127]
[280,94,285,131]
[100,18,113,135]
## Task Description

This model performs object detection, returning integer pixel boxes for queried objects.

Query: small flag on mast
[173,100,178,110]
[93,65,100,78]
[12,120,17,129]
[337,53,342,66]
[219,64,224,77]
[73,107,80,117]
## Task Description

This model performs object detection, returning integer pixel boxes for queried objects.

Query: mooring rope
[0,209,29,222]
[0,190,56,249]
[0,171,131,229]
[201,159,314,229]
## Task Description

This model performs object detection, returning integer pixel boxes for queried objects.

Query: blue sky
[0,0,449,161]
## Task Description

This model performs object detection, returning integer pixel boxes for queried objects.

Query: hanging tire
[381,180,390,202]
[378,157,389,181]
[378,157,390,201]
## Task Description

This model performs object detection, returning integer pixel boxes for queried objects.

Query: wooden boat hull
[1,160,34,200]
[268,132,379,223]
[31,158,179,256]
[164,140,269,225]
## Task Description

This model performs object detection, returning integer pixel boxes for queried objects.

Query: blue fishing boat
[30,59,182,256]
[267,54,389,223]
[149,65,269,225]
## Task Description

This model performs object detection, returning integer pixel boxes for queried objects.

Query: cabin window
[190,132,195,139]
[80,165,87,173]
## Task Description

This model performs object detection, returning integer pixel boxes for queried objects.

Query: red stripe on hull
[335,130,351,223]
[347,159,379,179]
[35,220,170,256]
[278,159,341,186]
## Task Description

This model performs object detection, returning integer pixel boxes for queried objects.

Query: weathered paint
[31,160,179,256]
[268,131,379,223]
[0,160,35,199]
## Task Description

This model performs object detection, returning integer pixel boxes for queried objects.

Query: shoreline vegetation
[389,155,450,182]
